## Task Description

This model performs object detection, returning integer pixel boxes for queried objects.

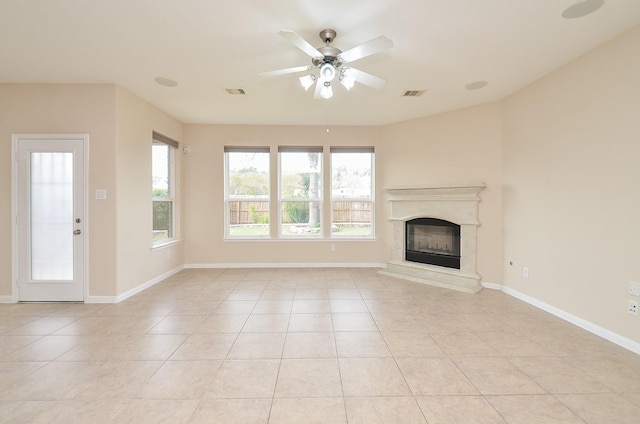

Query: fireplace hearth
[379,183,485,293]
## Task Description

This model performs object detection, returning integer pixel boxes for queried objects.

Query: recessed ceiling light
[155,77,178,87]
[562,0,605,19]
[225,88,247,95]
[465,81,488,90]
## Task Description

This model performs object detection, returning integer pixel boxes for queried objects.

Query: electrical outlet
[629,300,639,316]
[522,267,529,278]
[629,281,640,297]
[330,244,336,252]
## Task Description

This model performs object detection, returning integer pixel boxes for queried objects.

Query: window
[331,147,374,237]
[225,147,270,237]
[152,131,177,246]
[223,145,375,240]
[279,147,323,237]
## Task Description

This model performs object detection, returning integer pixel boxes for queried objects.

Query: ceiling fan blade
[343,68,386,89]
[338,35,393,64]
[259,65,312,78]
[279,30,324,59]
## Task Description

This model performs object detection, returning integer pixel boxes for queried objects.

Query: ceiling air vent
[402,90,425,97]
[225,88,247,95]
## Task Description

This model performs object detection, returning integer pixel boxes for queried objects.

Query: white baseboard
[481,281,502,290]
[482,282,640,355]
[85,295,119,304]
[86,265,184,304]
[184,263,387,269]
[0,295,17,303]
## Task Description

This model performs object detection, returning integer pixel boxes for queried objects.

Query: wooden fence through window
[331,201,371,223]
[229,201,269,225]
[229,201,371,224]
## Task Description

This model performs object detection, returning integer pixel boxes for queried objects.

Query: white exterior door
[13,134,87,302]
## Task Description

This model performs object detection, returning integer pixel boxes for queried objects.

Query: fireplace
[406,218,461,269]
[379,183,485,293]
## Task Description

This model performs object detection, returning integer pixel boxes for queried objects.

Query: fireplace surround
[379,183,485,293]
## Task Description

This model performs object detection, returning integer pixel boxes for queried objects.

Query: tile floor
[1,267,639,423]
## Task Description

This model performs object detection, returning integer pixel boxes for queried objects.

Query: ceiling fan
[260,29,393,99]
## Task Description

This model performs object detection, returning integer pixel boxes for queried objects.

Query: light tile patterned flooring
[1,267,639,423]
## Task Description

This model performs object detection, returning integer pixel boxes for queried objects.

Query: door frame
[11,134,89,302]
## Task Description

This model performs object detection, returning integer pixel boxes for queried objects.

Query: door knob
[73,229,82,235]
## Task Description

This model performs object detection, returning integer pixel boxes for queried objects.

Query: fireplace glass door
[405,218,461,269]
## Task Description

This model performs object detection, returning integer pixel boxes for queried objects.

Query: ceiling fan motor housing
[312,29,343,67]
[313,46,342,65]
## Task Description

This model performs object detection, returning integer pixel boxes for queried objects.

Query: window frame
[151,131,178,248]
[224,146,271,239]
[330,147,375,239]
[278,146,324,238]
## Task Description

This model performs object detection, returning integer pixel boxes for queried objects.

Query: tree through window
[279,147,323,237]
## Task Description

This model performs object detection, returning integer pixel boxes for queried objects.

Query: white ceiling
[1,0,639,126]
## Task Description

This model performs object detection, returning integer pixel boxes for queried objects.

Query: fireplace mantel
[379,183,485,293]
[385,183,485,201]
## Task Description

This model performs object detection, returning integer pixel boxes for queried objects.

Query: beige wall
[0,87,503,292]
[182,104,503,285]
[0,84,184,298]
[182,124,388,266]
[0,84,118,297]
[502,27,640,343]
[382,102,503,284]
[114,87,184,294]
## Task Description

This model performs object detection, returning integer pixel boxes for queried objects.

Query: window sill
[223,237,377,242]
[151,239,183,251]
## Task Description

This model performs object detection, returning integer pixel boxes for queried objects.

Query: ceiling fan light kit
[299,74,316,91]
[320,63,336,81]
[320,82,333,99]
[339,73,355,91]
[261,28,393,100]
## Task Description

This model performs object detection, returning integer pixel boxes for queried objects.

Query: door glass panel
[30,152,74,280]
